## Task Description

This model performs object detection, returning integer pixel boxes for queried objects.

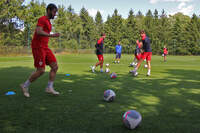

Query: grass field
[0,54,200,133]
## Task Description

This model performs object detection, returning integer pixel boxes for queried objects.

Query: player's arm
[36,26,60,37]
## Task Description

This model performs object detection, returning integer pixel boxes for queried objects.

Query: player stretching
[163,45,168,62]
[91,33,106,73]
[20,4,60,97]
[131,30,152,76]
[115,41,122,64]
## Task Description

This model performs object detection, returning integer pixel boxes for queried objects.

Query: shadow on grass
[0,66,200,133]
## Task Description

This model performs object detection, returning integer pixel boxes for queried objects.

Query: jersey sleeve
[97,38,103,44]
[37,17,46,28]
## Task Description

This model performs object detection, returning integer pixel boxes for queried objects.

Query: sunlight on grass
[187,99,200,107]
[98,104,105,108]
[39,107,47,111]
[135,95,160,105]
[187,89,200,94]
[173,108,182,113]
[167,88,181,96]
[61,79,74,83]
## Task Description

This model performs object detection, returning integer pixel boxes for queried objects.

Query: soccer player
[115,41,122,64]
[163,45,168,62]
[91,33,106,73]
[20,4,60,97]
[131,30,152,76]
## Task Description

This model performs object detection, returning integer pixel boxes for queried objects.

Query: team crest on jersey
[39,61,43,66]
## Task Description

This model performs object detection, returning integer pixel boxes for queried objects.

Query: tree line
[0,0,200,55]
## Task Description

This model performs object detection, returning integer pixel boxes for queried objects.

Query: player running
[131,30,152,76]
[20,4,60,97]
[91,33,106,73]
[115,41,122,64]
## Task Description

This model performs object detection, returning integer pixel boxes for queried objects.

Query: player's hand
[50,33,60,37]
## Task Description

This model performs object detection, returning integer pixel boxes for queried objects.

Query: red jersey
[163,48,168,54]
[31,16,52,48]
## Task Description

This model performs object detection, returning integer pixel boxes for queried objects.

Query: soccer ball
[105,68,110,73]
[110,72,117,79]
[144,64,148,68]
[106,63,110,67]
[162,54,164,57]
[130,62,135,67]
[103,89,116,102]
[122,110,142,129]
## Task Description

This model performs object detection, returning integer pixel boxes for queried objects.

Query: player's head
[118,41,121,44]
[101,33,106,39]
[140,30,146,40]
[46,3,58,19]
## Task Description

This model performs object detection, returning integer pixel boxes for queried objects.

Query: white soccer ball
[130,62,135,66]
[162,54,164,57]
[122,110,142,129]
[103,89,116,102]
[106,63,110,67]
[105,68,110,73]
[144,64,148,68]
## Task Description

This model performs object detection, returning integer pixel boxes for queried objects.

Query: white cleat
[90,66,95,73]
[20,84,30,98]
[45,88,60,95]
[133,72,138,76]
[147,72,151,76]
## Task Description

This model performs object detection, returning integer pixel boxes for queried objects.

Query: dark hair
[140,30,145,34]
[46,3,58,12]
[101,33,106,36]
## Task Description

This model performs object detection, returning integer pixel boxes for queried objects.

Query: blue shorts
[116,53,121,59]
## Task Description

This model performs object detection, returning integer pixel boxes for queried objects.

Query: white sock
[24,80,31,88]
[148,69,151,73]
[47,81,54,88]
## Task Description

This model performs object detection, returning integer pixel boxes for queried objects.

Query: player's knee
[52,64,58,72]
[38,69,45,75]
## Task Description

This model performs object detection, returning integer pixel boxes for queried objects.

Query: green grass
[0,54,200,133]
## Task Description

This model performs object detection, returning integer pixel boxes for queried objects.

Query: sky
[24,0,200,21]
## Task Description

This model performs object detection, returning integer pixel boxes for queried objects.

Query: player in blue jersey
[115,41,122,64]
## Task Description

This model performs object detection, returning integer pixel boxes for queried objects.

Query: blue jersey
[142,36,152,52]
[115,44,122,53]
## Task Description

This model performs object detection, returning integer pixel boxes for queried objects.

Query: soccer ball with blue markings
[122,110,142,129]
[103,89,116,102]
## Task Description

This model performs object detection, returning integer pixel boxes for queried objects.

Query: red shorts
[97,54,104,61]
[135,54,142,61]
[32,48,57,68]
[142,52,152,61]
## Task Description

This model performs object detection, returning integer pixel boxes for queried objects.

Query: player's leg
[115,53,119,63]
[20,68,45,97]
[99,55,104,72]
[146,52,152,76]
[117,53,121,63]
[45,48,59,95]
[164,54,166,62]
[20,48,46,97]
[131,53,145,76]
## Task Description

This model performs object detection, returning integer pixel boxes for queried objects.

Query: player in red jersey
[20,4,60,97]
[163,45,168,62]
[131,30,152,76]
[91,33,106,73]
